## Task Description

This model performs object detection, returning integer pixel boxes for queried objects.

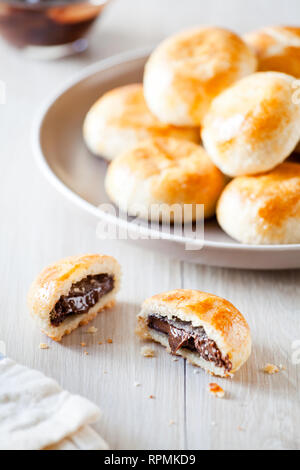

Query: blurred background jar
[0,0,109,58]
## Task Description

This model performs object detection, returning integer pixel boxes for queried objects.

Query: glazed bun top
[245,26,300,77]
[83,84,199,160]
[105,137,226,221]
[202,72,300,176]
[144,26,257,126]
[217,162,300,245]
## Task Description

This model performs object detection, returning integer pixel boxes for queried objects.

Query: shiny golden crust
[105,137,226,221]
[28,254,121,341]
[217,162,300,245]
[202,72,300,176]
[83,84,199,160]
[245,26,300,77]
[144,27,257,126]
[137,289,251,376]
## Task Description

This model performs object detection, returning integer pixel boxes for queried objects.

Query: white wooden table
[1,0,300,450]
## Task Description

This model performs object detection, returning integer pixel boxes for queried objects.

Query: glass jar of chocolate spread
[0,0,109,57]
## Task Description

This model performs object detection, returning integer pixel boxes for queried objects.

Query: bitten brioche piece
[144,26,257,126]
[136,290,251,377]
[244,26,300,77]
[83,84,199,161]
[105,137,226,222]
[202,72,300,176]
[217,162,300,245]
[28,254,121,341]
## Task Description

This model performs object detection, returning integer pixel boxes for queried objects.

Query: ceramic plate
[33,48,300,270]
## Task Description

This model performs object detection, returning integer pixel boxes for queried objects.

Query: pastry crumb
[84,350,89,355]
[279,364,286,371]
[80,342,86,347]
[107,338,113,344]
[39,343,49,350]
[149,395,155,399]
[133,381,141,387]
[169,420,175,426]
[98,341,103,345]
[209,383,225,398]
[103,371,107,374]
[238,426,245,432]
[172,357,178,362]
[141,346,156,357]
[263,363,279,375]
[86,326,98,334]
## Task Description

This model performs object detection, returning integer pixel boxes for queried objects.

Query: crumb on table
[107,338,113,344]
[208,383,225,398]
[141,346,156,358]
[263,363,279,375]
[39,343,49,350]
[86,326,98,334]
[80,342,86,347]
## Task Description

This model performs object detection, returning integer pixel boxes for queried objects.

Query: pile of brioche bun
[83,26,300,245]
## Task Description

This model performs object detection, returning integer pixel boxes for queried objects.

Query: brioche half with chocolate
[136,290,251,377]
[28,254,121,341]
[244,26,300,77]
[83,84,199,161]
[217,162,300,245]
[202,72,300,176]
[105,137,226,222]
[144,26,257,126]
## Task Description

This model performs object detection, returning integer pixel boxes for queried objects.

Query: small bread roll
[202,72,300,177]
[244,26,300,77]
[136,289,251,377]
[245,26,300,155]
[217,162,300,245]
[144,27,257,126]
[28,254,121,341]
[105,137,226,222]
[83,84,199,160]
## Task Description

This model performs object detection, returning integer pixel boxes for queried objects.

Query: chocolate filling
[50,274,114,326]
[148,314,232,372]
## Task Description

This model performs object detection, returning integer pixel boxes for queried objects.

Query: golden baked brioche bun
[83,84,200,160]
[144,26,257,126]
[105,137,226,222]
[217,162,300,244]
[202,72,300,177]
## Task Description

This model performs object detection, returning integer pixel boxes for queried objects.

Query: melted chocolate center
[148,314,232,372]
[50,274,114,326]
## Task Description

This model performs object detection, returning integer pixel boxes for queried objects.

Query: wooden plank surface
[0,0,300,450]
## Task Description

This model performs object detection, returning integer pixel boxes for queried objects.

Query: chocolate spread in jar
[0,1,105,48]
[148,314,232,372]
[50,274,114,326]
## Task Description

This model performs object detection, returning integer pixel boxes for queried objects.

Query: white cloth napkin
[0,356,109,450]
[47,425,109,450]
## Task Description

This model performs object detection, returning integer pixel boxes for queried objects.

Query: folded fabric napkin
[0,355,108,450]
